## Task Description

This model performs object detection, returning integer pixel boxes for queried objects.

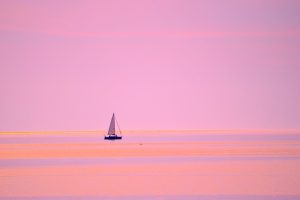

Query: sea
[0,130,299,200]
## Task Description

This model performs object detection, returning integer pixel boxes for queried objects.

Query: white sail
[107,113,116,135]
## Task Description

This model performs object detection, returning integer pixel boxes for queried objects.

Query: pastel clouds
[0,0,299,131]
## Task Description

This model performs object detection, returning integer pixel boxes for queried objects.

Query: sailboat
[104,113,122,140]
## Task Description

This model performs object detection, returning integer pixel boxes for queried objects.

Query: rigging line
[115,116,122,135]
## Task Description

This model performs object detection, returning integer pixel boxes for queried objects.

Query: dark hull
[104,135,122,140]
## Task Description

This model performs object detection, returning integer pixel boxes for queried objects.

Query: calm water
[0,195,299,200]
[1,132,300,144]
[1,131,300,199]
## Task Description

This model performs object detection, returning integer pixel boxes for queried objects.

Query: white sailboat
[104,113,122,140]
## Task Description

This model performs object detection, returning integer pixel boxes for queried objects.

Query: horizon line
[0,129,300,135]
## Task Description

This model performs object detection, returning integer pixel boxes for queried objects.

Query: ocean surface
[0,131,300,199]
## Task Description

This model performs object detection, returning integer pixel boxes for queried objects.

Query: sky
[0,0,299,131]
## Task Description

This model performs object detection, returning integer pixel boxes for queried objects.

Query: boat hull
[104,135,122,140]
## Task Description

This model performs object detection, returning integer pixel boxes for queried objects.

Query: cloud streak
[1,26,300,39]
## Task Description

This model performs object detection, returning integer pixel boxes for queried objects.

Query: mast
[107,113,115,135]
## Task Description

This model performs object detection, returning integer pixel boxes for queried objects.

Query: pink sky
[0,0,299,131]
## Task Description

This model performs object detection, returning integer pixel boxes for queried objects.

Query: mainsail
[108,113,116,135]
